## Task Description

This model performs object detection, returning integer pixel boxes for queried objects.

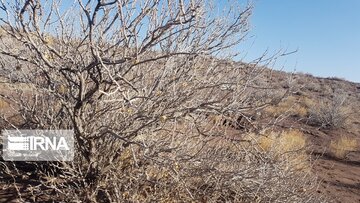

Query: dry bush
[1,124,326,202]
[307,94,351,129]
[329,137,358,159]
[306,83,321,92]
[0,0,326,202]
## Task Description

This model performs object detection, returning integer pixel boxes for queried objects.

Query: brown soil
[308,128,360,203]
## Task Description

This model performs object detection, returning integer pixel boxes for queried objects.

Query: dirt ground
[313,153,360,203]
[309,128,360,203]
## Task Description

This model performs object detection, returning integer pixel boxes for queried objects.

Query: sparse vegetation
[265,95,308,118]
[308,93,350,129]
[256,129,309,171]
[329,136,358,159]
[0,98,9,109]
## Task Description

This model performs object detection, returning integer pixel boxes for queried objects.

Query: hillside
[1,65,359,202]
[260,71,360,203]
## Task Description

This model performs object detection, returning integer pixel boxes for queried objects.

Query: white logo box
[2,130,74,161]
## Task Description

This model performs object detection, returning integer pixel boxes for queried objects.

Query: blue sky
[3,0,358,82]
[239,0,360,83]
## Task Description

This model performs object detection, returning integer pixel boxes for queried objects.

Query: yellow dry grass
[301,96,316,109]
[278,130,306,152]
[257,129,309,171]
[0,98,9,109]
[265,96,308,117]
[257,129,306,153]
[329,137,358,159]
[0,82,35,92]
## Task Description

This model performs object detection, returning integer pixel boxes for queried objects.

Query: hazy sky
[239,0,360,83]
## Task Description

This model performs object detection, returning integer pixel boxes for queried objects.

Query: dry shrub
[101,130,322,202]
[0,0,327,202]
[0,123,326,202]
[308,94,350,129]
[305,81,321,92]
[329,137,358,159]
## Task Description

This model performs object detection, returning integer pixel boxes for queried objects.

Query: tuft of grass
[258,130,306,154]
[302,96,316,109]
[265,96,308,118]
[257,134,274,152]
[257,129,309,171]
[0,98,9,109]
[329,137,358,159]
[278,130,306,152]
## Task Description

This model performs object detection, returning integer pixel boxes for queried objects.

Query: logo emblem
[2,130,74,161]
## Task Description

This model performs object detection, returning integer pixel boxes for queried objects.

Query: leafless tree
[0,0,325,202]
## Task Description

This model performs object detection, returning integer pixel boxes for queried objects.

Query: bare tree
[0,0,325,202]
